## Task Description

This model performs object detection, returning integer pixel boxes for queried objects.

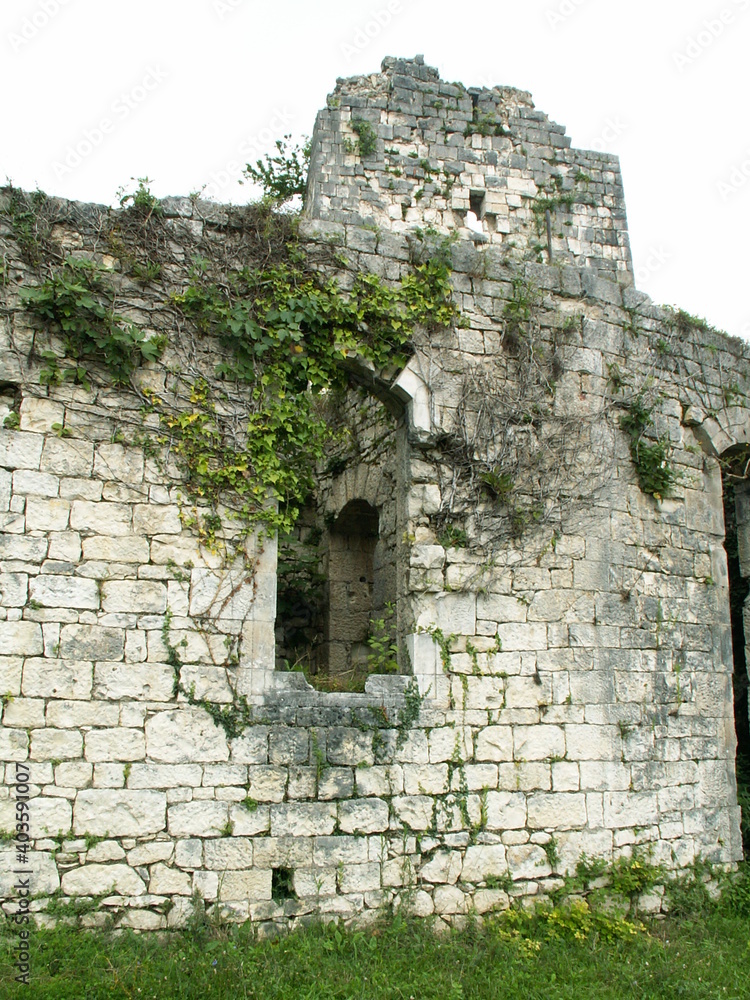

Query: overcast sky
[2,0,748,340]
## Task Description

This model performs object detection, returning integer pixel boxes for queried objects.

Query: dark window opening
[0,382,21,429]
[275,498,398,692]
[469,90,480,111]
[271,867,296,901]
[721,457,750,856]
[469,190,486,220]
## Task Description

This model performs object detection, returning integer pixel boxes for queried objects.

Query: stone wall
[0,56,748,933]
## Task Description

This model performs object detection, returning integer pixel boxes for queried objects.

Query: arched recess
[720,449,750,854]
[689,409,750,853]
[274,358,433,691]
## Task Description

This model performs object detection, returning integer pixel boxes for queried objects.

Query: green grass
[2,889,749,1000]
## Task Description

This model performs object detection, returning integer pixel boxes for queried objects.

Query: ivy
[170,239,458,536]
[23,257,164,384]
[619,391,678,501]
[243,135,310,204]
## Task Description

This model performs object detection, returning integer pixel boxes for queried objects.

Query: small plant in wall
[618,389,678,500]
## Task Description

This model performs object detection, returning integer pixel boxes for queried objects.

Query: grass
[2,874,749,999]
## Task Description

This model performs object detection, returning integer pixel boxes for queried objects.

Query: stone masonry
[0,56,748,933]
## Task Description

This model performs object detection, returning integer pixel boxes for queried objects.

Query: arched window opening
[721,451,750,856]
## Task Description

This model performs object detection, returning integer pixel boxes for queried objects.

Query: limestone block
[203,838,254,870]
[62,864,146,896]
[46,700,119,728]
[146,709,229,763]
[339,862,381,893]
[127,842,174,866]
[513,725,565,761]
[94,662,174,701]
[392,795,433,831]
[527,792,587,829]
[270,803,337,837]
[419,849,462,884]
[461,844,508,883]
[476,594,528,623]
[410,545,446,570]
[229,803,271,836]
[132,503,181,535]
[94,444,144,484]
[393,730,428,765]
[74,789,167,836]
[506,844,551,879]
[485,790,527,830]
[30,575,99,610]
[189,568,259,620]
[429,726,472,763]
[82,536,150,563]
[0,656,22,695]
[565,724,620,760]
[149,863,191,895]
[326,728,373,767]
[433,884,468,914]
[0,573,28,607]
[476,726,513,762]
[173,665,233,704]
[355,764,403,797]
[48,531,81,561]
[41,438,94,477]
[192,870,219,900]
[101,580,167,614]
[0,468,9,511]
[55,761,93,787]
[0,622,43,656]
[403,764,449,795]
[0,534,48,562]
[85,840,126,863]
[556,831,613,874]
[25,498,70,531]
[218,869,272,902]
[23,659,92,700]
[19,398,65,433]
[552,762,581,791]
[30,728,82,760]
[168,801,228,837]
[84,729,146,762]
[0,850,60,896]
[416,592,476,635]
[456,764,499,791]
[494,623,548,651]
[603,791,659,829]
[230,728,269,765]
[579,761,631,791]
[60,624,124,661]
[175,839,203,869]
[246,766,287,802]
[0,430,44,470]
[70,500,132,536]
[3,698,44,727]
[293,868,337,897]
[464,676,507,711]
[126,764,201,789]
[0,795,70,838]
[338,798,390,834]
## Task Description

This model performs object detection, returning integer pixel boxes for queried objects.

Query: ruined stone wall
[0,57,748,934]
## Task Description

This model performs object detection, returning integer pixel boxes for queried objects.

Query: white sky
[1,0,748,339]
